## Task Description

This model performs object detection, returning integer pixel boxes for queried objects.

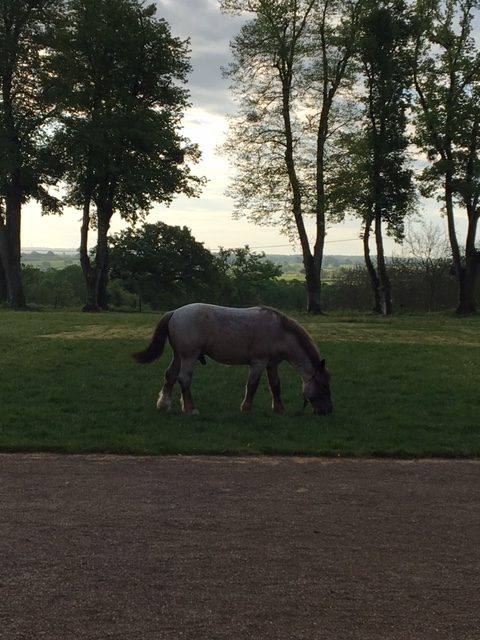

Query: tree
[400,220,450,311]
[360,0,414,314]
[410,0,480,313]
[329,0,415,314]
[221,0,364,313]
[109,222,217,309]
[49,0,204,310]
[0,0,62,307]
[214,245,282,305]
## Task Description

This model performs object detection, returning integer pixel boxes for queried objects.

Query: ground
[0,455,479,640]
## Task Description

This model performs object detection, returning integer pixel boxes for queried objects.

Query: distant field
[0,309,479,456]
[21,250,362,274]
[22,251,79,270]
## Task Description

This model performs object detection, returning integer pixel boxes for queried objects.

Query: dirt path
[0,455,479,640]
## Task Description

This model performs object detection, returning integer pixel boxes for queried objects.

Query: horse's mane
[261,306,323,368]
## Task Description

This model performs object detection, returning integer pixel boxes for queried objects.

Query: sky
[22,0,451,256]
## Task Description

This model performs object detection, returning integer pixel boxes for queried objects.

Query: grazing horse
[132,303,332,415]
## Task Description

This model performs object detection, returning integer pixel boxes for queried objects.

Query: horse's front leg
[157,354,180,411]
[267,364,284,413]
[178,356,199,415]
[241,362,265,412]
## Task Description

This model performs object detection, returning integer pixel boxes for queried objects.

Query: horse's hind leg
[157,354,180,411]
[178,356,199,414]
[267,364,284,413]
[241,362,265,412]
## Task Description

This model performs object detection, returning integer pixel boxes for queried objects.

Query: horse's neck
[285,340,316,382]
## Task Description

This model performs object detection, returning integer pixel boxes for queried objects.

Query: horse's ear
[319,359,326,369]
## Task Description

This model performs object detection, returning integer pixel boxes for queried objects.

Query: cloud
[156,0,242,50]
[154,0,244,116]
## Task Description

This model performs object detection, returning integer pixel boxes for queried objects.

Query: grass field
[0,308,479,457]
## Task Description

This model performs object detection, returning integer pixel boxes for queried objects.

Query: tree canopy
[109,222,217,308]
[47,0,204,310]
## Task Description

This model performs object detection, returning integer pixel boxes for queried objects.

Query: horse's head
[303,360,332,415]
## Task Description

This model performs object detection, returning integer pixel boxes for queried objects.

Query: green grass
[0,309,479,457]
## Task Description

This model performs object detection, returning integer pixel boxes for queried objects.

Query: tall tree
[221,0,364,313]
[329,0,414,314]
[49,0,204,310]
[0,0,61,307]
[411,0,480,313]
[359,0,414,314]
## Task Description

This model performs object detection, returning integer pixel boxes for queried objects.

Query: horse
[132,303,332,416]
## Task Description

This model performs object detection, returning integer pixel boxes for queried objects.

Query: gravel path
[1,454,479,639]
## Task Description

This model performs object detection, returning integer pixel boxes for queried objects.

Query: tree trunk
[0,198,26,308]
[363,215,382,314]
[456,243,477,315]
[97,265,109,310]
[456,266,477,314]
[455,201,479,314]
[2,48,26,309]
[0,219,10,304]
[279,59,323,314]
[95,217,110,311]
[456,115,480,314]
[78,172,113,312]
[0,258,7,303]
[304,253,322,313]
[374,210,392,315]
[443,171,477,314]
[79,196,100,311]
[311,93,332,315]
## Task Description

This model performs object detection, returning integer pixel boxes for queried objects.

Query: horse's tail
[132,311,174,364]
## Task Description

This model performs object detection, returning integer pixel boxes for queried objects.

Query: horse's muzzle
[312,399,333,416]
[304,395,333,415]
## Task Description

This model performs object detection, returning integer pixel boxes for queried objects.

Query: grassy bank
[0,309,479,457]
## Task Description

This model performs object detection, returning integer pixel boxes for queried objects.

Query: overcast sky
[22,0,450,255]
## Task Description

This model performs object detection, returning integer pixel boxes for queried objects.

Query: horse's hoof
[186,408,199,415]
[156,401,171,411]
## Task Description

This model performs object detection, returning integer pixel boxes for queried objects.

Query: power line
[249,237,360,250]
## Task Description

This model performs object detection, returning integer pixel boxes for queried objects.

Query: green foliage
[1,309,479,457]
[214,246,282,306]
[21,248,474,313]
[48,0,203,219]
[109,222,218,309]
[21,239,289,310]
[109,226,285,309]
[0,0,63,209]
[23,264,85,308]
[412,0,480,200]
[359,0,415,240]
[329,0,415,236]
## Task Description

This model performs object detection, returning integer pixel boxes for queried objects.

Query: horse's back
[168,303,286,365]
